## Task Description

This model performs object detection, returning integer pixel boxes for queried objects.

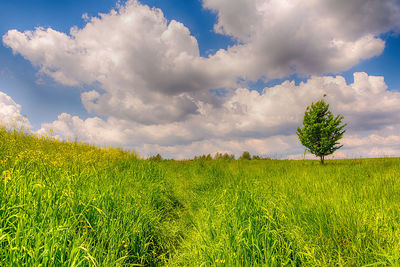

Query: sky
[1,0,400,159]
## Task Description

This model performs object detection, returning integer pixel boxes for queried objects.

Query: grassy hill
[1,126,400,266]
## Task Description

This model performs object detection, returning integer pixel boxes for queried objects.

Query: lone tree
[297,99,346,164]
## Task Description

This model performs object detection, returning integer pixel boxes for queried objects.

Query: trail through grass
[1,127,400,265]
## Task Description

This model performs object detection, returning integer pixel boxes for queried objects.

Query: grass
[1,126,400,266]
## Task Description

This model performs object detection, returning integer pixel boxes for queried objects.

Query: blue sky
[0,0,236,127]
[1,0,400,158]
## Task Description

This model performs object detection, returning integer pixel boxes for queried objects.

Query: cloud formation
[203,0,400,79]
[3,1,218,124]
[4,0,400,126]
[36,73,400,158]
[3,0,400,158]
[0,91,31,130]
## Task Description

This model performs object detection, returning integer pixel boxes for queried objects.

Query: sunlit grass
[1,126,400,265]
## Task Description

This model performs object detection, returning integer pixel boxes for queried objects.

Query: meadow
[1,126,400,266]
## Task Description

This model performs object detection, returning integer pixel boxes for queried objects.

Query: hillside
[1,127,400,266]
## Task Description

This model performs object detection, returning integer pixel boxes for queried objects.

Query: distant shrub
[239,151,251,160]
[149,153,163,161]
[214,152,235,160]
[253,155,272,160]
[194,154,213,161]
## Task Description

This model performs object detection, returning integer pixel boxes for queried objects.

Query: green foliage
[149,153,163,161]
[214,152,235,160]
[2,126,400,266]
[239,151,251,160]
[252,155,272,160]
[297,99,346,164]
[193,154,213,161]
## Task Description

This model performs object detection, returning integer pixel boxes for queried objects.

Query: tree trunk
[320,155,325,164]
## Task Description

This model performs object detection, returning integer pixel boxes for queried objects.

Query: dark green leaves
[297,99,346,163]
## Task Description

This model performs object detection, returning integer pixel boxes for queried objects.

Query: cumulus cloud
[3,0,230,124]
[0,91,32,130]
[3,0,400,159]
[37,73,400,158]
[4,0,400,126]
[203,0,400,79]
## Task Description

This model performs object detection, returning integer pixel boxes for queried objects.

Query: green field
[1,127,400,266]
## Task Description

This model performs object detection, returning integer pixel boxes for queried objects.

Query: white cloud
[36,113,125,145]
[36,73,400,159]
[0,91,32,130]
[4,0,400,126]
[3,0,226,124]
[3,0,400,159]
[203,0,399,79]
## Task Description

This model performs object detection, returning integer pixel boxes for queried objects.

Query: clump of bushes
[193,152,235,161]
[239,151,251,160]
[193,154,213,161]
[214,152,235,160]
[149,153,163,161]
[192,151,270,161]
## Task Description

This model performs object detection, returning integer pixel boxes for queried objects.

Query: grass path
[1,127,400,265]
[162,159,400,265]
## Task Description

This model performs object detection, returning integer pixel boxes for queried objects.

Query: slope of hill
[1,127,400,265]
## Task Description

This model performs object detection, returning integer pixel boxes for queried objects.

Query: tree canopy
[297,99,346,164]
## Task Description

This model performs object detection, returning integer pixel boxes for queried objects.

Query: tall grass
[0,127,184,265]
[1,126,400,265]
[165,159,400,265]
